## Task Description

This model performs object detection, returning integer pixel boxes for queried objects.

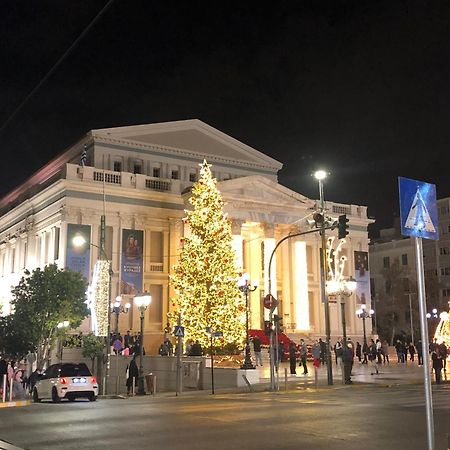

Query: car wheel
[32,388,41,403]
[88,393,96,402]
[52,387,61,403]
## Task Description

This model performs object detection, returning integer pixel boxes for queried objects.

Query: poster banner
[354,251,370,306]
[120,229,144,295]
[66,224,91,281]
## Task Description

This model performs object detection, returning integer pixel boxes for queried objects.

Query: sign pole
[415,237,435,450]
[210,332,215,395]
[175,314,183,396]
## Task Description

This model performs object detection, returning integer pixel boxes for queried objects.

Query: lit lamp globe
[314,170,327,181]
[327,279,340,295]
[134,292,152,309]
[345,277,357,293]
[72,234,86,247]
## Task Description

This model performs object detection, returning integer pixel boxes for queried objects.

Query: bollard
[9,378,13,402]
[2,374,6,402]
[284,368,288,391]
[314,367,318,389]
[132,377,136,396]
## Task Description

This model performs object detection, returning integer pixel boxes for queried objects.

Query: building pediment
[92,119,282,173]
[219,176,313,207]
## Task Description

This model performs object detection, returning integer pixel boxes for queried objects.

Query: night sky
[1,1,449,237]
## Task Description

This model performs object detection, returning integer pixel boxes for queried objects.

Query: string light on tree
[170,160,245,350]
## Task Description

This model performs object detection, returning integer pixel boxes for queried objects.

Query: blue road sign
[398,177,439,241]
[174,325,185,337]
[213,331,223,338]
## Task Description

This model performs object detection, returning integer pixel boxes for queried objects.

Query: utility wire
[0,0,114,136]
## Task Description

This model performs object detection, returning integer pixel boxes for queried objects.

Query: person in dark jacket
[253,337,263,366]
[189,341,203,356]
[289,342,297,375]
[126,355,139,395]
[355,342,362,363]
[438,342,448,372]
[432,347,443,384]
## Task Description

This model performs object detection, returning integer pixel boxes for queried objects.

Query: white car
[33,363,98,403]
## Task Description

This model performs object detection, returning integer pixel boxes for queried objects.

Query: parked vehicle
[33,363,98,403]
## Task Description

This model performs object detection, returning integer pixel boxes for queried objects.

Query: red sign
[263,294,278,309]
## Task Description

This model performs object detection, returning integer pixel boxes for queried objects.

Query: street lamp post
[314,169,333,385]
[238,273,259,370]
[134,292,152,395]
[111,296,131,333]
[356,304,374,345]
[328,278,357,344]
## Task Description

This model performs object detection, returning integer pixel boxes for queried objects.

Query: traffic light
[264,320,272,336]
[273,315,283,333]
[338,214,349,239]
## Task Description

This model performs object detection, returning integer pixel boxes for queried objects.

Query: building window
[54,227,60,261]
[401,254,408,266]
[440,247,450,255]
[441,267,450,276]
[442,288,450,297]
[133,163,142,174]
[189,173,197,182]
[113,161,122,172]
[383,256,390,268]
[171,170,179,180]
[385,280,391,294]
[153,167,161,178]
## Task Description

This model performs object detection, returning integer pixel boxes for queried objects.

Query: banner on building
[354,251,370,305]
[120,229,144,295]
[66,224,91,281]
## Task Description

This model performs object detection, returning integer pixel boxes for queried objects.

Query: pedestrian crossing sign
[398,177,438,241]
[174,325,185,337]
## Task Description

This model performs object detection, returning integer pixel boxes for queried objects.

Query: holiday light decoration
[170,160,245,349]
[86,260,110,337]
[326,236,347,292]
[434,311,450,347]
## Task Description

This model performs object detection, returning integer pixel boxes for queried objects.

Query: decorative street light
[356,304,374,345]
[111,296,131,333]
[314,169,333,386]
[73,234,113,396]
[238,273,259,370]
[134,292,152,395]
[327,277,357,344]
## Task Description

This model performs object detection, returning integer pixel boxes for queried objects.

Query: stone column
[230,219,244,273]
[293,238,309,331]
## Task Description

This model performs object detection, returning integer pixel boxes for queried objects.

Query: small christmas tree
[170,160,245,350]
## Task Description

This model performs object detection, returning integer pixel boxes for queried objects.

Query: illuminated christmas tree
[170,160,245,350]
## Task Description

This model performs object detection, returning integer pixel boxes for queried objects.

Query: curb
[0,400,31,409]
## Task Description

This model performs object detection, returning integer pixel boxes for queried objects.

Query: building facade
[0,120,372,353]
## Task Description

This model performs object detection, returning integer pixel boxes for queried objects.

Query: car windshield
[60,364,92,377]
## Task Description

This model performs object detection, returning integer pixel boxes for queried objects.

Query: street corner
[0,400,31,409]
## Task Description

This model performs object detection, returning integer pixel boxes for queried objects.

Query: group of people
[0,356,33,399]
[110,330,145,356]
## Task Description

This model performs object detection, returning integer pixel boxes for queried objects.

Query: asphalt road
[1,383,450,450]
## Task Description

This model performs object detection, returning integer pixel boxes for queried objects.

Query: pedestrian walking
[408,343,416,362]
[334,339,343,366]
[289,342,297,375]
[381,340,390,364]
[417,340,423,366]
[432,347,443,384]
[126,355,139,395]
[253,336,263,367]
[369,339,379,375]
[362,341,369,364]
[438,342,447,372]
[376,339,382,364]
[319,338,326,365]
[355,342,362,363]
[299,339,308,375]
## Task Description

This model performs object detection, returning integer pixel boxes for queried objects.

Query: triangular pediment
[92,119,282,173]
[218,176,313,207]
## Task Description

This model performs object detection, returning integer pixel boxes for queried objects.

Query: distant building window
[171,170,179,180]
[441,267,450,276]
[113,161,122,172]
[401,254,408,266]
[440,247,450,255]
[385,280,391,294]
[383,256,390,268]
[439,205,449,216]
[443,288,450,297]
[133,164,142,174]
[153,167,161,178]
[189,173,197,182]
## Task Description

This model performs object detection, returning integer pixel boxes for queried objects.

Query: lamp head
[72,234,86,247]
[314,170,327,181]
[345,277,357,293]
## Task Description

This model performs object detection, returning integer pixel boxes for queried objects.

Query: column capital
[230,219,244,235]
[262,222,275,238]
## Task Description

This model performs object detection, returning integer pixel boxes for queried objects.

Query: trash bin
[145,373,156,394]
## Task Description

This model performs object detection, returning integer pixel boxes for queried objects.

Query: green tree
[8,264,88,368]
[170,160,245,350]
[81,333,104,373]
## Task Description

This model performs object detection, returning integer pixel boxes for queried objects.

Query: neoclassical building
[0,119,373,353]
